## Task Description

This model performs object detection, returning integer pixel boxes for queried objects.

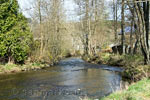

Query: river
[0,57,122,100]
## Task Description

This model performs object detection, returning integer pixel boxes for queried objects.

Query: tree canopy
[0,0,32,63]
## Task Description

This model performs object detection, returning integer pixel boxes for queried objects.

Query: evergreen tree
[0,0,32,63]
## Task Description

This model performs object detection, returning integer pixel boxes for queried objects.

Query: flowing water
[0,57,122,100]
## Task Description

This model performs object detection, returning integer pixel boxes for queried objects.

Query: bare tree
[113,0,119,41]
[127,0,150,64]
[74,0,109,56]
[121,0,125,54]
[29,0,68,62]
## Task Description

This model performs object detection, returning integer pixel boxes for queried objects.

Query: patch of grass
[100,53,144,67]
[122,54,144,66]
[0,63,21,73]
[96,52,144,66]
[0,62,48,74]
[101,78,150,100]
[100,53,112,64]
[3,63,18,70]
[92,53,146,81]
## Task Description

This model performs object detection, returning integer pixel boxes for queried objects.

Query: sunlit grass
[0,62,48,74]
[102,78,150,100]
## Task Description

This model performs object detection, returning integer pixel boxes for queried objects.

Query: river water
[0,57,122,100]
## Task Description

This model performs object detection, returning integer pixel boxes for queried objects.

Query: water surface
[0,57,122,100]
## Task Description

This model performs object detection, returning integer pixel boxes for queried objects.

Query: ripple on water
[0,57,122,100]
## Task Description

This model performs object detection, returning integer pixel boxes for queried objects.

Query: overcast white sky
[18,0,112,20]
[18,0,76,20]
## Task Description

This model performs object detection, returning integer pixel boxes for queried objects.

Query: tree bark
[135,1,150,64]
[113,0,118,41]
[84,0,89,56]
[115,0,118,40]
[121,0,125,54]
[38,0,43,58]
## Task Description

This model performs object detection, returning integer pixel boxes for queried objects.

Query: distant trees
[11,0,150,65]
[74,0,109,56]
[121,0,125,54]
[115,0,150,64]
[76,0,150,64]
[37,0,43,58]
[124,0,149,64]
[30,0,68,62]
[0,0,32,63]
[113,0,119,41]
[134,1,150,64]
[74,0,90,56]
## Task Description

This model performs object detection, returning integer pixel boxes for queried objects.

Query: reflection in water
[0,57,121,100]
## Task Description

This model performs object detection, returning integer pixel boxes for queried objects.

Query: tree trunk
[115,0,118,40]
[144,1,149,48]
[38,0,43,58]
[84,0,89,56]
[113,0,118,41]
[121,0,125,54]
[135,1,150,64]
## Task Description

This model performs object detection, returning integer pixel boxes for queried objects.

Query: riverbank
[83,53,150,81]
[0,57,121,100]
[82,52,150,100]
[101,78,150,100]
[0,53,72,74]
[0,62,49,74]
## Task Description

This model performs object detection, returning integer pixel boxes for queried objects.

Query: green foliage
[0,0,32,63]
[3,63,17,70]
[0,62,47,74]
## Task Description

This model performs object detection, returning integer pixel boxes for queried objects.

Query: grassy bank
[84,53,150,81]
[102,78,150,100]
[82,53,150,100]
[0,62,49,74]
[85,53,144,67]
[0,52,71,74]
[80,79,150,100]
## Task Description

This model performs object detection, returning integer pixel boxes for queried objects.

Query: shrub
[0,0,32,63]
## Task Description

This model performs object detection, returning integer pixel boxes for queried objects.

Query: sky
[18,0,77,20]
[18,0,112,20]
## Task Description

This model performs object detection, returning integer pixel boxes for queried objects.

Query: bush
[0,0,32,63]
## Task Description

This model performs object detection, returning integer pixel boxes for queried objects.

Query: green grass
[99,53,144,66]
[0,62,48,74]
[101,78,150,100]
